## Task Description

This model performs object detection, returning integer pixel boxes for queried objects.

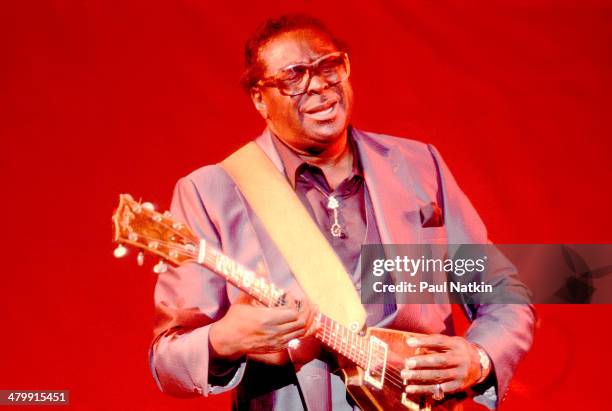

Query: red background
[2,1,611,410]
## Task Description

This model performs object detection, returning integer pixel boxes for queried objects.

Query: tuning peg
[113,244,128,258]
[142,202,155,211]
[163,211,172,218]
[153,260,168,274]
[137,252,144,266]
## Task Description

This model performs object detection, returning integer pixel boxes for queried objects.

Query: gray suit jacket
[149,128,535,410]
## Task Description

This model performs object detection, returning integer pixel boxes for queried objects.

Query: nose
[306,72,329,94]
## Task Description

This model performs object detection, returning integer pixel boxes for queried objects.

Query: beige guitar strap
[221,142,366,329]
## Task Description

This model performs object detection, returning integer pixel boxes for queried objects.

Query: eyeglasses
[257,51,350,97]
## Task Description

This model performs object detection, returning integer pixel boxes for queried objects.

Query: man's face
[253,29,353,154]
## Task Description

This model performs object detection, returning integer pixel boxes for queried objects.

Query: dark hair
[240,13,348,93]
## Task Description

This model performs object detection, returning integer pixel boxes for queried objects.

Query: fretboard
[195,240,287,307]
[193,239,370,368]
[315,313,370,369]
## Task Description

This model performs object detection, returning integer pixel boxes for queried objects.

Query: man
[150,14,534,410]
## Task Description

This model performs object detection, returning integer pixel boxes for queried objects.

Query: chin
[305,118,348,143]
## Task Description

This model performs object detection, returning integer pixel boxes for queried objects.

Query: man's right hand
[208,295,318,362]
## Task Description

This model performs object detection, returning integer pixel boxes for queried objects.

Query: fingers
[401,336,478,396]
[276,316,308,335]
[281,328,309,345]
[401,367,456,384]
[261,307,300,325]
[302,302,320,336]
[404,381,461,396]
[267,301,319,347]
[282,296,320,335]
[304,311,320,337]
[406,334,457,350]
[403,353,458,370]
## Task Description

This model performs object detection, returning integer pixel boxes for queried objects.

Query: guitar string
[316,320,411,391]
[316,317,412,388]
[128,232,418,391]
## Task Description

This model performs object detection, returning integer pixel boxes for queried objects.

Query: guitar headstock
[112,194,199,271]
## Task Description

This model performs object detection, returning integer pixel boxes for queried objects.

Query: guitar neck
[195,240,287,307]
[195,240,370,369]
[315,312,369,369]
[111,195,371,372]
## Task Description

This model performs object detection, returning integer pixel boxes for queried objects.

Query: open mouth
[303,101,338,121]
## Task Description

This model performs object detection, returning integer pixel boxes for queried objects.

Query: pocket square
[420,201,444,227]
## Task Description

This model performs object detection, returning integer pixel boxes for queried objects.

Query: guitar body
[339,328,486,411]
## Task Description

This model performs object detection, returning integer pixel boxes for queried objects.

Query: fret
[338,322,343,355]
[322,315,330,345]
[354,334,361,367]
[353,335,358,363]
[331,320,338,351]
[351,334,356,364]
[359,335,365,366]
[201,247,282,308]
[250,277,264,303]
[338,323,342,354]
[241,269,254,289]
[341,324,347,357]
[335,321,339,351]
[330,321,334,348]
[344,325,349,358]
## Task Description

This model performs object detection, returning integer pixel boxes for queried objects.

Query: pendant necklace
[310,184,343,238]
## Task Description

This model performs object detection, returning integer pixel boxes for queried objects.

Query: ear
[250,88,269,119]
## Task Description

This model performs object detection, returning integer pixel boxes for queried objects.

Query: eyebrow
[271,51,339,73]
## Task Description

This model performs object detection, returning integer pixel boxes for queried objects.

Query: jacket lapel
[352,129,425,330]
[352,129,420,245]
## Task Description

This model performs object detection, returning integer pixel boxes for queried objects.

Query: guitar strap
[220,141,366,329]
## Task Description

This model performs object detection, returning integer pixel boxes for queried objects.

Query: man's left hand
[401,334,485,397]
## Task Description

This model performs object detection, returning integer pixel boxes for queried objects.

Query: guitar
[112,194,485,411]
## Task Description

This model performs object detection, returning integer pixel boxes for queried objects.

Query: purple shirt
[270,132,367,278]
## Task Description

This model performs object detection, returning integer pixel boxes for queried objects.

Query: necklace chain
[309,183,343,238]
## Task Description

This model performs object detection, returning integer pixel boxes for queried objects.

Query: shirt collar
[270,128,363,190]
